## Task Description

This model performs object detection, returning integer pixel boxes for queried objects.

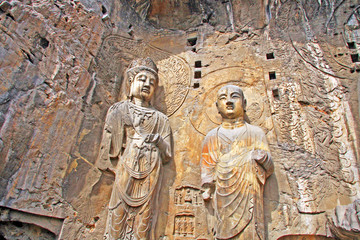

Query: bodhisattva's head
[126,58,159,104]
[216,85,246,120]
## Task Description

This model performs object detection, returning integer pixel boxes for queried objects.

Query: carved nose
[144,79,150,86]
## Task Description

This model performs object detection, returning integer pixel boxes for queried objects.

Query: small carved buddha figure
[98,58,172,240]
[201,85,274,240]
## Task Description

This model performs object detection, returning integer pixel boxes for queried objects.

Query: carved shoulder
[202,127,218,147]
[108,101,127,114]
[105,101,128,120]
[156,109,170,121]
[246,123,266,138]
[102,101,130,132]
[153,110,171,130]
[205,128,218,138]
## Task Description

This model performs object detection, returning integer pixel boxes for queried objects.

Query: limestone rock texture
[1,0,360,239]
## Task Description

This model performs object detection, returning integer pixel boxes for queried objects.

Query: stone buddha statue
[97,58,172,240]
[201,85,274,239]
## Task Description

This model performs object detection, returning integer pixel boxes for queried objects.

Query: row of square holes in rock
[187,37,358,63]
[298,42,360,65]
[268,41,360,98]
[193,60,201,88]
[192,54,275,76]
[195,71,277,80]
[337,42,360,73]
[194,81,280,100]
[187,36,277,60]
[339,42,360,72]
[346,42,359,64]
[191,42,358,91]
[191,60,278,89]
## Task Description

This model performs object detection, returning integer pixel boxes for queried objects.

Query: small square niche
[187,37,197,47]
[272,88,280,100]
[269,71,276,80]
[194,71,201,79]
[195,60,202,68]
[101,5,107,14]
[351,54,359,63]
[266,52,275,59]
[347,42,356,49]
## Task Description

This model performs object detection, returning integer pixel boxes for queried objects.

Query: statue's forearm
[262,153,274,176]
[157,137,172,162]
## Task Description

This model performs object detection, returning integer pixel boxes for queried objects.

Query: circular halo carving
[189,67,267,135]
[91,35,191,116]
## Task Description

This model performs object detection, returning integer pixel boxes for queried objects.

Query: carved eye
[149,78,155,86]
[218,94,227,100]
[231,93,241,98]
[138,75,146,82]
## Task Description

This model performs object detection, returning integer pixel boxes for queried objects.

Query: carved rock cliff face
[0,0,360,239]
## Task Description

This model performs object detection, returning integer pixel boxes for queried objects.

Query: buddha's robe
[201,123,273,239]
[98,100,172,240]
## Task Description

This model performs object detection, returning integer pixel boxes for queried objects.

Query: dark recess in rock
[351,54,359,63]
[101,5,107,14]
[187,37,197,46]
[269,71,276,80]
[195,60,202,68]
[39,37,49,49]
[266,52,275,59]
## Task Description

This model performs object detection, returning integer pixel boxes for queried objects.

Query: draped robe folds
[201,123,273,240]
[97,100,172,240]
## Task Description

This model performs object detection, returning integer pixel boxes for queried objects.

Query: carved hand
[202,188,212,201]
[252,149,267,163]
[144,133,171,160]
[252,149,274,175]
[144,133,161,144]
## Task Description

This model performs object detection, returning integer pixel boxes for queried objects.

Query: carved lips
[225,102,234,110]
[141,86,151,94]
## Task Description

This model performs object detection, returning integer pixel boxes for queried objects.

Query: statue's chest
[126,108,157,137]
[218,130,247,154]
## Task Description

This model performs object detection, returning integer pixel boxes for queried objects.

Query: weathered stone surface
[0,0,360,239]
[0,221,56,240]
[327,199,360,239]
[0,206,63,237]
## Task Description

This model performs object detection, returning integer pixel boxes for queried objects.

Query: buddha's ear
[124,71,134,99]
[243,98,247,112]
[215,101,219,110]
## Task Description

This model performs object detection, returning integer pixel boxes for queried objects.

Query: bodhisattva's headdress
[126,57,158,77]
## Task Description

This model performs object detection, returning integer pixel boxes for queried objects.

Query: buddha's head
[216,85,246,120]
[126,58,159,103]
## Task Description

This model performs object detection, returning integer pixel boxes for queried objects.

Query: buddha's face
[130,70,157,103]
[216,85,245,119]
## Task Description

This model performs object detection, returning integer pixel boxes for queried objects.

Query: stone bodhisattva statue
[201,85,274,239]
[98,58,172,239]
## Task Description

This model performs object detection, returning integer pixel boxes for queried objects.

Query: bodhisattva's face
[130,70,157,103]
[216,86,245,120]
